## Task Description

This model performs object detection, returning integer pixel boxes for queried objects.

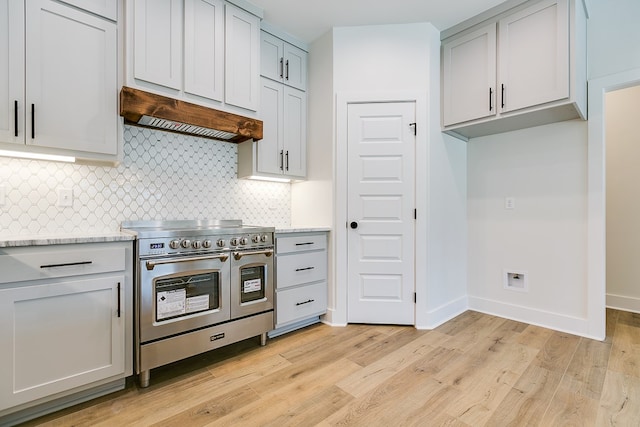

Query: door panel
[347,101,415,325]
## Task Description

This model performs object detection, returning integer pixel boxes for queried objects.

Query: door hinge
[414,292,417,303]
[409,122,417,136]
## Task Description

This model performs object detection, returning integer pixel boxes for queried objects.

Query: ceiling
[249,0,511,43]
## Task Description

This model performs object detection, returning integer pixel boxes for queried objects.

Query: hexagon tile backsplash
[0,126,291,236]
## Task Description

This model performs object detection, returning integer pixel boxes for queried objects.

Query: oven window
[240,266,266,303]
[155,272,219,321]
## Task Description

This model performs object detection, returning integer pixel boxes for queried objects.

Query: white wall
[588,0,640,80]
[467,120,589,332]
[606,85,640,312]
[291,31,333,228]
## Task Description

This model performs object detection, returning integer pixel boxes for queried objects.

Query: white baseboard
[607,293,640,313]
[321,308,347,327]
[468,296,595,339]
[417,295,469,330]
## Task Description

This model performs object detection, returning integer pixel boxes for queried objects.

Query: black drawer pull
[295,242,314,246]
[296,299,315,306]
[40,261,93,269]
[117,282,121,318]
[295,266,315,272]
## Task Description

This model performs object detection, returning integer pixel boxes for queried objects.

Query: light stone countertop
[0,231,136,248]
[275,227,331,234]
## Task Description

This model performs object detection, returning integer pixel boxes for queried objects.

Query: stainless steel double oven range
[121,220,274,387]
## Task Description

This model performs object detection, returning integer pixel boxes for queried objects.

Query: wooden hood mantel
[119,87,263,143]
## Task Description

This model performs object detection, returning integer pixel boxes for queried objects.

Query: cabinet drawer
[276,233,326,254]
[277,251,326,290]
[276,282,327,327]
[0,247,126,284]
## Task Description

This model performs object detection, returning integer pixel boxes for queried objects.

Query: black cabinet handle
[285,151,289,171]
[40,261,92,269]
[279,150,284,171]
[350,221,358,229]
[285,59,289,80]
[31,103,35,139]
[14,100,18,137]
[295,242,314,246]
[117,282,121,318]
[501,84,505,109]
[489,88,493,111]
[295,299,314,306]
[295,266,315,272]
[279,58,283,78]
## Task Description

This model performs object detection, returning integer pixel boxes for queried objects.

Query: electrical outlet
[505,197,515,210]
[0,185,5,206]
[57,188,73,207]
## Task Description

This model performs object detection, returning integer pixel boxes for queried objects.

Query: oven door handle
[145,254,229,270]
[233,249,274,260]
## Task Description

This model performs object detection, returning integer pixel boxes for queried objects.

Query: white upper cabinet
[261,31,307,91]
[127,0,262,113]
[59,0,117,20]
[1,0,118,159]
[224,2,260,111]
[442,23,496,126]
[133,0,182,90]
[0,0,24,145]
[184,0,224,102]
[441,0,586,139]
[499,0,569,113]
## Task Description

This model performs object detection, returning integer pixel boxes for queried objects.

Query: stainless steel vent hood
[119,86,263,143]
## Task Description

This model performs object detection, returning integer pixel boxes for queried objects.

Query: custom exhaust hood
[119,86,263,143]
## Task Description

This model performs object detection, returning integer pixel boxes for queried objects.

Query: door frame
[335,91,428,327]
[587,67,640,340]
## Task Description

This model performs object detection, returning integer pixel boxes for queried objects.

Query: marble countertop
[275,227,331,234]
[0,231,136,248]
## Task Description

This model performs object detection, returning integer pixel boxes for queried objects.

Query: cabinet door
[257,77,284,175]
[442,23,496,126]
[184,0,224,102]
[283,43,307,91]
[58,0,117,20]
[283,86,306,178]
[133,0,182,90]
[0,0,24,145]
[260,31,284,83]
[0,276,125,411]
[498,0,569,113]
[224,3,260,111]
[25,0,117,154]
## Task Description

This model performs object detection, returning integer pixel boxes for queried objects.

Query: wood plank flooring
[20,309,640,426]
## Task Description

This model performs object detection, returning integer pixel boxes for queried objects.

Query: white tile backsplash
[0,126,291,236]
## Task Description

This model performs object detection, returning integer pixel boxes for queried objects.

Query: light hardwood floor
[21,309,640,426]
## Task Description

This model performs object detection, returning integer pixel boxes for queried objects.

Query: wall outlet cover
[503,269,529,292]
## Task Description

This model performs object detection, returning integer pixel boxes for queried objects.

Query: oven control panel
[138,233,273,257]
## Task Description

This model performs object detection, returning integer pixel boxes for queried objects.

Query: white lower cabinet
[0,241,133,425]
[270,231,328,337]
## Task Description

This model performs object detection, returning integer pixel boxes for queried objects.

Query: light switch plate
[57,188,73,207]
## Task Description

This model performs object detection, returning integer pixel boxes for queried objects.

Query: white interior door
[347,101,416,325]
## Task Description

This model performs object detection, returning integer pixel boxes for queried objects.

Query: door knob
[350,221,358,229]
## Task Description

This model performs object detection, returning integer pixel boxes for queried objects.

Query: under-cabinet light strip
[0,149,76,163]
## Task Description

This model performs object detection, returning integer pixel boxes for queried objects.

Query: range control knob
[181,239,191,249]
[260,234,268,243]
[217,239,226,247]
[230,238,239,246]
[202,240,212,249]
[251,235,260,243]
[240,237,249,245]
[192,240,202,249]
[169,240,180,249]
